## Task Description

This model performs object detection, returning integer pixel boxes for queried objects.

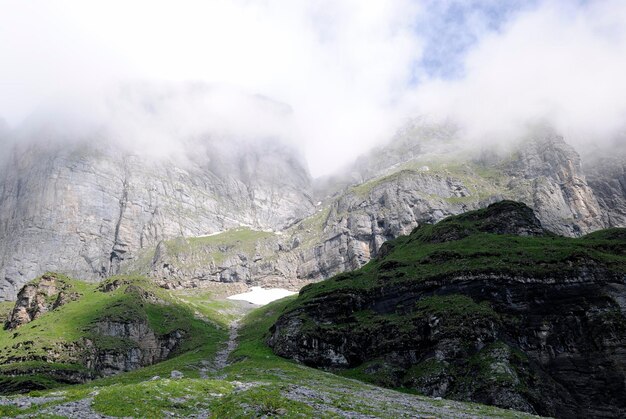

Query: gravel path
[199,320,239,379]
[213,320,239,369]
[281,382,534,419]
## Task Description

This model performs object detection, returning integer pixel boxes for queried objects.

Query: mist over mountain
[1,81,624,302]
[2,2,626,418]
[0,83,319,300]
[2,1,626,176]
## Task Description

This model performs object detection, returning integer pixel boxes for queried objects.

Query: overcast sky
[1,0,626,176]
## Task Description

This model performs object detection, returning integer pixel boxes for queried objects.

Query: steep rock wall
[0,140,313,300]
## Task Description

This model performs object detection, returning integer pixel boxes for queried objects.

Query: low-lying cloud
[1,1,625,176]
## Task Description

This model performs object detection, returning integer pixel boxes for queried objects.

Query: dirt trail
[214,320,240,369]
[199,316,244,378]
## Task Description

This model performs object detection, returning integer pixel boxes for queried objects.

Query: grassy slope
[349,158,508,203]
[0,274,227,394]
[169,227,277,263]
[268,203,626,409]
[0,296,538,418]
[125,227,277,274]
[0,302,12,321]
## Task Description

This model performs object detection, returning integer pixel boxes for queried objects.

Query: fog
[1,1,626,176]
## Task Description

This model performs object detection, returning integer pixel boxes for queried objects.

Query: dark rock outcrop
[268,202,626,418]
[86,319,184,376]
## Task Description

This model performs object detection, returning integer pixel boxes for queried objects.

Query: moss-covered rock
[269,202,626,418]
[0,274,225,393]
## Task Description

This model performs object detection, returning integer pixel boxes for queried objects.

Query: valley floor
[0,296,542,418]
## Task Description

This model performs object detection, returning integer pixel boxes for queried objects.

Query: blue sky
[416,1,538,79]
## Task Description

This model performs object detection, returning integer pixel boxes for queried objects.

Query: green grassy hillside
[267,201,626,418]
[290,201,626,302]
[0,274,227,395]
[0,296,538,418]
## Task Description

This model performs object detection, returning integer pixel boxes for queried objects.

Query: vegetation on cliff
[0,296,537,418]
[0,274,226,394]
[268,201,626,418]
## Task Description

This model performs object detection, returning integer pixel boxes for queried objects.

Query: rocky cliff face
[115,126,623,295]
[503,133,605,236]
[0,134,313,301]
[1,109,624,301]
[294,170,483,282]
[131,227,306,291]
[268,202,626,418]
[289,131,610,284]
[584,150,626,228]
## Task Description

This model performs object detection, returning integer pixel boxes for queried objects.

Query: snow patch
[227,286,297,306]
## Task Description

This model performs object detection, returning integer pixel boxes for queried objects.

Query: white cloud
[0,0,423,176]
[414,0,626,150]
[1,0,626,176]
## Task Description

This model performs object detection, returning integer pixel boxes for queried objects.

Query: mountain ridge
[1,107,625,301]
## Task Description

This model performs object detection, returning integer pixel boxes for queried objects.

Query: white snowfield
[227,286,297,306]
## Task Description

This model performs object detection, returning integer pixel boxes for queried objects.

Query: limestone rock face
[123,130,624,292]
[4,273,77,329]
[585,151,626,227]
[288,128,611,287]
[120,226,307,291]
[0,138,314,300]
[294,171,484,282]
[291,136,607,283]
[503,134,605,236]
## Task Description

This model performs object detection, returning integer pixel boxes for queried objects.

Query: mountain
[0,84,314,301]
[0,86,625,304]
[1,202,623,418]
[117,125,622,295]
[268,201,626,418]
[0,274,538,418]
